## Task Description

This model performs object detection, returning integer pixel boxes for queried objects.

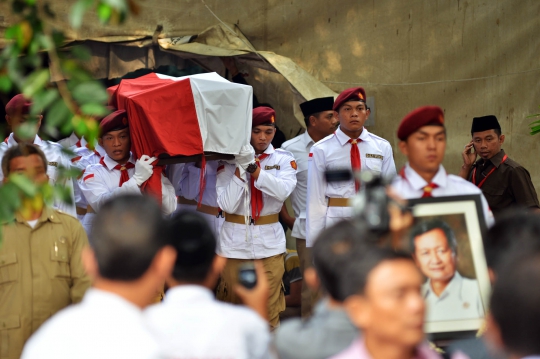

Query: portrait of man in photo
[410,218,484,322]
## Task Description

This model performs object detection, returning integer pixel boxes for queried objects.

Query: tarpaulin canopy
[108,71,252,202]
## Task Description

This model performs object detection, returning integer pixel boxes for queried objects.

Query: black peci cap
[471,115,501,134]
[300,97,335,118]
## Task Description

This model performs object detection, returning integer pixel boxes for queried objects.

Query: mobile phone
[238,262,257,289]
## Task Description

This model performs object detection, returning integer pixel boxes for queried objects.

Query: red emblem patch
[290,160,297,170]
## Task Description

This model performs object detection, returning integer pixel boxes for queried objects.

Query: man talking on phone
[458,115,539,218]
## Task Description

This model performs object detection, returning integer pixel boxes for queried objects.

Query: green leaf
[81,103,109,116]
[24,0,36,5]
[22,69,50,98]
[54,185,73,205]
[47,99,72,128]
[14,121,39,142]
[9,173,38,197]
[97,3,112,22]
[0,76,13,93]
[0,183,21,213]
[72,81,108,104]
[70,0,94,29]
[51,30,65,47]
[31,89,59,114]
[5,25,19,40]
[57,166,82,180]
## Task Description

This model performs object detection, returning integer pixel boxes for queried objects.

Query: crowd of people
[0,72,539,359]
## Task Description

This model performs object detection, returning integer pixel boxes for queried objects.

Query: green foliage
[527,106,540,136]
[0,0,132,240]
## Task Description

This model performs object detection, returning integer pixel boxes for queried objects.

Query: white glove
[133,155,156,186]
[235,144,256,170]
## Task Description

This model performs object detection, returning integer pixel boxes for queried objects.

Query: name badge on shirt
[365,154,383,160]
[265,165,280,170]
[48,161,58,167]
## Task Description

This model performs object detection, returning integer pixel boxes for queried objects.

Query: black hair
[1,143,47,176]
[490,252,540,356]
[90,195,168,281]
[471,128,501,137]
[312,220,376,301]
[340,247,413,298]
[167,211,216,283]
[304,111,323,128]
[484,210,540,274]
[409,219,457,256]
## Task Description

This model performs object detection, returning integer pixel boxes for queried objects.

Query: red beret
[333,87,366,111]
[99,109,128,136]
[252,106,276,127]
[5,94,31,116]
[397,106,444,141]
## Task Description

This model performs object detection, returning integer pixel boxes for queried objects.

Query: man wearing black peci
[459,115,539,218]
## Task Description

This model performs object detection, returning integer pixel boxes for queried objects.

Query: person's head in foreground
[397,106,446,177]
[166,210,225,288]
[251,106,276,154]
[409,219,458,291]
[483,210,540,283]
[335,247,428,359]
[487,251,540,359]
[308,219,376,303]
[470,115,504,161]
[86,194,176,308]
[301,96,338,141]
[2,143,48,185]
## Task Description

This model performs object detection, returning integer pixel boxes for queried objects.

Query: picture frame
[407,194,490,334]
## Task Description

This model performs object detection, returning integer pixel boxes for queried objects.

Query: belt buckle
[216,210,223,219]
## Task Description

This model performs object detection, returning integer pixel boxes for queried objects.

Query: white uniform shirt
[0,133,76,217]
[57,132,87,149]
[306,127,397,246]
[281,131,315,240]
[391,163,493,225]
[217,145,297,259]
[21,289,160,359]
[423,272,484,322]
[144,285,272,359]
[71,143,106,217]
[168,163,197,213]
[78,153,176,235]
[180,161,224,235]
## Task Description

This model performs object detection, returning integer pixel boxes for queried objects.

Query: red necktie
[421,183,439,198]
[251,153,269,221]
[113,162,135,186]
[348,138,361,191]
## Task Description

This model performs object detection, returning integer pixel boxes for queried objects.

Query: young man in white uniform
[216,106,297,329]
[145,211,272,359]
[0,94,76,216]
[306,87,396,247]
[390,106,492,225]
[280,96,338,317]
[22,195,176,359]
[78,109,176,236]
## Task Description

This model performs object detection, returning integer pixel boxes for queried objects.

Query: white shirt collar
[334,127,370,146]
[5,133,43,148]
[301,131,315,148]
[403,163,448,190]
[102,152,136,170]
[423,272,463,300]
[163,285,214,304]
[83,288,142,315]
[258,144,275,157]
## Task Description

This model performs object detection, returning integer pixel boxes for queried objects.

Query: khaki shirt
[469,149,540,218]
[0,207,91,359]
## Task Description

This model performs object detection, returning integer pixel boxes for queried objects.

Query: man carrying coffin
[216,106,297,329]
[79,109,176,236]
[459,115,539,218]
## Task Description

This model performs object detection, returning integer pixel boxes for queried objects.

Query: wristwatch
[246,163,258,173]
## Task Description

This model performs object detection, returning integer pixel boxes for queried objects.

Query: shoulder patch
[290,160,297,170]
[83,173,94,182]
[71,156,82,163]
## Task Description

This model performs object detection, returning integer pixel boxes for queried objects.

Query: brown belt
[76,207,87,216]
[327,198,352,207]
[177,196,198,206]
[196,204,221,216]
[86,206,96,214]
[224,212,279,226]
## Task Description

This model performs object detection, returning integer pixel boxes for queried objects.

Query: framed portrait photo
[407,194,490,334]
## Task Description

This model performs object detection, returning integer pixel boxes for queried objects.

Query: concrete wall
[244,0,540,186]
